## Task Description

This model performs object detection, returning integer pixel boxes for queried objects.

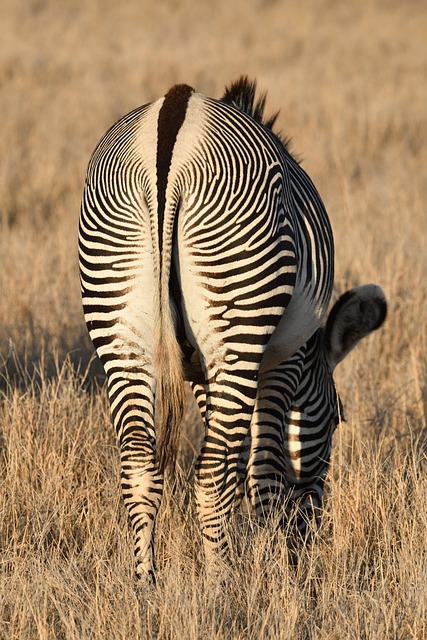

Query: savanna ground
[1,0,426,637]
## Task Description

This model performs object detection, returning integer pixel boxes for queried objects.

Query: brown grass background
[1,0,426,637]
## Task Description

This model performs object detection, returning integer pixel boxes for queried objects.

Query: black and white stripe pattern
[79,77,386,580]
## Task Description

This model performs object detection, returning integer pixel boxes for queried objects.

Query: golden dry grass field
[1,0,426,637]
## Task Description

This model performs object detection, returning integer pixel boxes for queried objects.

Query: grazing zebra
[79,77,387,581]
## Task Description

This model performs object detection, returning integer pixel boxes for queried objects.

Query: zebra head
[291,283,387,428]
[325,284,387,418]
[281,284,387,543]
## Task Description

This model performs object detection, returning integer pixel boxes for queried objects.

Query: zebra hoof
[135,564,157,586]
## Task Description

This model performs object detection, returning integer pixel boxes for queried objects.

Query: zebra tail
[153,236,186,475]
[154,304,185,474]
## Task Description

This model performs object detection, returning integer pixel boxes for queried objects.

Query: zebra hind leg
[107,371,162,583]
[120,430,163,583]
[191,380,249,511]
[194,371,259,573]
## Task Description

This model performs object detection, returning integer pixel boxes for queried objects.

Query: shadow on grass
[0,330,105,396]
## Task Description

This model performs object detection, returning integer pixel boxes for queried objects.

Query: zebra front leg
[247,353,305,524]
[282,398,335,560]
[285,473,329,564]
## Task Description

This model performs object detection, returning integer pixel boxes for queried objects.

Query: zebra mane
[221,76,293,153]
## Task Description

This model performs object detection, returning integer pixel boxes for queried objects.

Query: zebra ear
[324,284,387,369]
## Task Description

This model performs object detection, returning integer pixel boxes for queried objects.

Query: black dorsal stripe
[156,84,194,254]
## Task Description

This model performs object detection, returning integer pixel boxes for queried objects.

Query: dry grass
[1,0,426,637]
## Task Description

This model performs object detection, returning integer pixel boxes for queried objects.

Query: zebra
[79,77,387,581]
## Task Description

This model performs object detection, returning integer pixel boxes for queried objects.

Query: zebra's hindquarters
[79,78,336,580]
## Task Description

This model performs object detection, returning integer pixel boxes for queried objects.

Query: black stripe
[156,84,193,254]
